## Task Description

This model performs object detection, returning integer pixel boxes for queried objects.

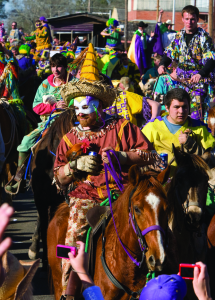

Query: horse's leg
[47,210,68,300]
[28,213,41,259]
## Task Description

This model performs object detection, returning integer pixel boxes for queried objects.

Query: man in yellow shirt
[142,88,215,176]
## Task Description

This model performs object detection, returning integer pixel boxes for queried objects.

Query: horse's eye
[134,206,141,214]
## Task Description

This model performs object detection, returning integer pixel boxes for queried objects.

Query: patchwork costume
[162,27,215,121]
[104,90,151,125]
[0,51,20,99]
[54,44,154,295]
[25,21,52,62]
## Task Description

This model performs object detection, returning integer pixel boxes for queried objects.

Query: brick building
[128,0,215,40]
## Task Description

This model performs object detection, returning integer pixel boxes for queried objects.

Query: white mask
[73,97,99,115]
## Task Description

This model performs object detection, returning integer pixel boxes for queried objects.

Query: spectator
[142,54,162,84]
[53,35,60,46]
[9,21,21,46]
[69,242,212,300]
[11,46,18,57]
[39,16,52,43]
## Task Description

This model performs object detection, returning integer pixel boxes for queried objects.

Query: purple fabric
[141,225,165,236]
[135,34,147,75]
[40,16,48,22]
[152,23,164,55]
[190,110,201,120]
[140,275,187,300]
[86,95,96,105]
[142,97,151,122]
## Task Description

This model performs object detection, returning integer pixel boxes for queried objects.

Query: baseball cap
[140,275,187,300]
[40,16,48,22]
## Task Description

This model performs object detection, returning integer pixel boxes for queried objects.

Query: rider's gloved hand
[70,155,99,174]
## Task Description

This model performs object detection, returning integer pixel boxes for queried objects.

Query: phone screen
[57,246,71,259]
[180,267,194,278]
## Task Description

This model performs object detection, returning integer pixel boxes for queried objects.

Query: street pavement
[4,189,54,299]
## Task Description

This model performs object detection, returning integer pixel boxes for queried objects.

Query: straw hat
[61,43,116,108]
[0,251,40,300]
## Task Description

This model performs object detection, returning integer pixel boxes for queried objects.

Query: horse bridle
[100,150,168,299]
[128,185,166,268]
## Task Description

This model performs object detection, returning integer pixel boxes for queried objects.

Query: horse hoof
[28,248,39,260]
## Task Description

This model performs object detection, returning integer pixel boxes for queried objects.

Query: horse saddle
[86,205,111,278]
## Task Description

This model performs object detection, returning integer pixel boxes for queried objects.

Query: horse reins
[101,150,166,299]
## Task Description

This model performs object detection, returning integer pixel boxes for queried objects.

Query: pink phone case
[56,244,77,259]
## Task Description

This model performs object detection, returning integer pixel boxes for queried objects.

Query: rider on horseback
[54,44,160,296]
[5,54,73,194]
[158,5,215,122]
[142,88,215,176]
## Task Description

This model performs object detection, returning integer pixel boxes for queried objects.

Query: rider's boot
[5,152,30,194]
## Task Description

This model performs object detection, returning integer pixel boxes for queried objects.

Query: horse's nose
[148,255,156,267]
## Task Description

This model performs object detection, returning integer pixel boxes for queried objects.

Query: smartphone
[56,244,77,259]
[179,263,201,280]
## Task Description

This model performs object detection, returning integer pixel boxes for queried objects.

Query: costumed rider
[158,5,215,122]
[157,10,176,49]
[54,43,160,297]
[128,21,154,76]
[105,77,161,126]
[5,53,73,194]
[16,44,35,84]
[100,18,124,50]
[142,88,215,177]
[24,19,52,62]
[0,43,20,100]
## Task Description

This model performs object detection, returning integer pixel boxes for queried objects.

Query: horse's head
[128,165,170,272]
[172,145,210,226]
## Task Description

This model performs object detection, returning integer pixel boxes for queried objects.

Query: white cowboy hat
[165,19,174,25]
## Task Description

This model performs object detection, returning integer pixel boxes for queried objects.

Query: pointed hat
[61,43,116,108]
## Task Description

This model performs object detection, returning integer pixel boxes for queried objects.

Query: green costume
[17,74,73,152]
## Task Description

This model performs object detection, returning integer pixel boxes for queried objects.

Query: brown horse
[0,103,19,205]
[29,109,76,267]
[47,165,171,300]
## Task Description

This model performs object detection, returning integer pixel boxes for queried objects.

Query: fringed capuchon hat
[60,43,117,109]
[0,251,40,300]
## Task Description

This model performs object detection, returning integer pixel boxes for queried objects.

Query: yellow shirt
[142,117,215,175]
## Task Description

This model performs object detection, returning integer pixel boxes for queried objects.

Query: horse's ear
[157,165,171,184]
[128,165,141,186]
[172,143,183,165]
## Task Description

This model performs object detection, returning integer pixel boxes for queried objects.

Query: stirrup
[4,176,22,195]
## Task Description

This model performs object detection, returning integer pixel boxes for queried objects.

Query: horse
[47,164,171,300]
[0,102,19,205]
[204,167,215,299]
[166,146,211,299]
[28,108,76,267]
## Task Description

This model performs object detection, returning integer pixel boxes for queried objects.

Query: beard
[77,113,97,128]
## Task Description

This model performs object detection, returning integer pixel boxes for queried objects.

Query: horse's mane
[45,109,76,151]
[117,170,168,211]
